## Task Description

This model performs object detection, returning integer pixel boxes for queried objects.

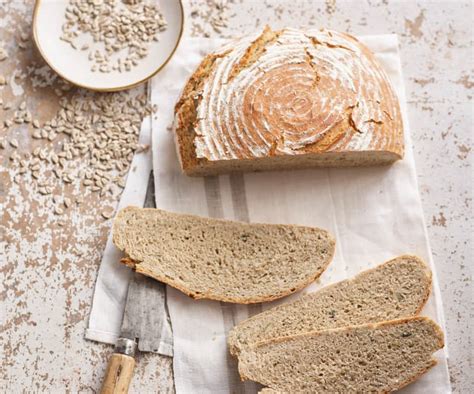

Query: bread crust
[175,27,404,176]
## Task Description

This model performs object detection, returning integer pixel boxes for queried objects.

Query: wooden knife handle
[101,353,135,394]
[101,338,137,394]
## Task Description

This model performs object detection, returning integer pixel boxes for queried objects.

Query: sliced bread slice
[228,255,431,354]
[238,317,444,393]
[113,206,335,304]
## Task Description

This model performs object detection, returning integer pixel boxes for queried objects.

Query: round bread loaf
[175,26,404,176]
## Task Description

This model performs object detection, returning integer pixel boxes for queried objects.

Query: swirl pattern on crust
[175,27,404,173]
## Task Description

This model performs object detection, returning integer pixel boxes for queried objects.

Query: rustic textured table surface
[1,0,472,393]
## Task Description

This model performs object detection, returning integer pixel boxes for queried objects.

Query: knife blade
[120,171,167,354]
[101,171,168,394]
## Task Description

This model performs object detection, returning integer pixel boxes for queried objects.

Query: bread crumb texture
[238,317,444,393]
[113,206,335,303]
[228,255,432,354]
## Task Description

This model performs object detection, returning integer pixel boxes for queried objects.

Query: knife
[101,172,168,394]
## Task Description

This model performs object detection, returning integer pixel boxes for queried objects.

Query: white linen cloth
[151,35,451,393]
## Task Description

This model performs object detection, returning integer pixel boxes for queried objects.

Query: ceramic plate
[33,0,184,91]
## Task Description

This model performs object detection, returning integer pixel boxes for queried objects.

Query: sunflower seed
[0,48,7,61]
[61,0,167,73]
[101,206,115,219]
[64,197,72,208]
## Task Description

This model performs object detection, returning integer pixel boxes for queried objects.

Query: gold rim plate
[32,0,184,92]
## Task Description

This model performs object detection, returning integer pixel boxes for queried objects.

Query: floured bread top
[175,26,404,164]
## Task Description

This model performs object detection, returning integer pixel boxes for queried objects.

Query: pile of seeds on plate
[1,91,155,218]
[60,0,167,73]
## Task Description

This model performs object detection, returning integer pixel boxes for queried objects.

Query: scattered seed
[3,88,154,203]
[101,207,115,219]
[54,206,64,215]
[53,169,62,179]
[64,197,72,208]
[9,139,18,148]
[39,150,48,160]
